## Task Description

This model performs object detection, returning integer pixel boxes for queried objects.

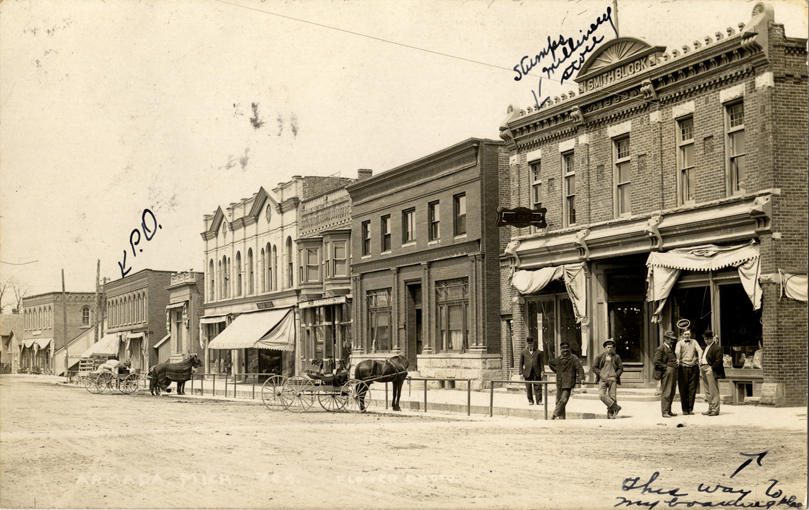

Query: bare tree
[12,278,30,313]
[0,277,9,313]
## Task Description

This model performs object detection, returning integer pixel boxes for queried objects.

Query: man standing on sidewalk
[699,329,724,416]
[548,341,584,420]
[592,339,623,419]
[520,337,543,405]
[654,331,679,418]
[675,329,703,415]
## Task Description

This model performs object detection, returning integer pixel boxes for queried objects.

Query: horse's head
[190,354,202,368]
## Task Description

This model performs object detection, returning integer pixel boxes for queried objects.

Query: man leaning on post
[520,337,543,405]
[592,338,623,419]
[548,341,584,420]
[654,330,679,418]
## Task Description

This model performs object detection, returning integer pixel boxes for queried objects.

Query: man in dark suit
[548,341,584,419]
[699,329,724,416]
[654,330,679,418]
[520,337,543,405]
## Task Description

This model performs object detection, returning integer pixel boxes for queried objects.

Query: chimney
[357,169,373,181]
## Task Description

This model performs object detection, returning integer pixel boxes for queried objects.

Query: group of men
[654,328,725,418]
[520,337,600,420]
[519,327,725,420]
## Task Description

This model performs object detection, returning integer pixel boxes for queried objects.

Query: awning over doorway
[646,240,762,322]
[80,334,121,358]
[153,334,171,349]
[208,308,294,351]
[511,263,587,323]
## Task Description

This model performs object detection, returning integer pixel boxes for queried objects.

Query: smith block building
[499,3,806,405]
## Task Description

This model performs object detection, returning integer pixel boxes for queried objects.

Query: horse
[149,354,202,396]
[353,355,409,411]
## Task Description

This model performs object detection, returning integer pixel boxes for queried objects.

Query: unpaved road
[1,376,806,510]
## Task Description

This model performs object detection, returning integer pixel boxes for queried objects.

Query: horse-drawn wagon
[83,361,144,395]
[260,355,408,413]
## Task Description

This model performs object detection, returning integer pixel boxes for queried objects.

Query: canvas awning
[22,339,37,349]
[80,334,121,358]
[153,334,170,349]
[35,338,52,349]
[208,308,294,351]
[200,315,228,325]
[511,263,588,324]
[646,240,762,322]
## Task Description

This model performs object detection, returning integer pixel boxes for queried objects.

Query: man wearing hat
[519,337,543,405]
[675,329,703,415]
[548,341,585,419]
[592,339,624,419]
[654,331,679,418]
[699,329,724,416]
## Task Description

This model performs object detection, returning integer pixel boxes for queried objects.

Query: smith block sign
[496,207,547,228]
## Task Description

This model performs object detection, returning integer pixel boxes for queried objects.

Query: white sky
[1,0,807,305]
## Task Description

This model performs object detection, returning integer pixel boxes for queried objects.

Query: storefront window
[608,303,643,363]
[367,289,391,352]
[436,279,468,352]
[720,284,762,368]
[526,284,582,364]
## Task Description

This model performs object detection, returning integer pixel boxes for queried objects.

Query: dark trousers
[677,365,699,413]
[525,372,542,403]
[660,366,677,415]
[553,388,571,419]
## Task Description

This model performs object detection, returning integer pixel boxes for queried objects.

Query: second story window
[382,215,391,252]
[362,220,371,256]
[678,117,695,205]
[402,208,415,244]
[300,248,319,283]
[82,306,90,326]
[429,201,440,241]
[333,241,347,277]
[614,137,631,217]
[563,152,576,227]
[454,193,466,236]
[531,161,542,232]
[727,102,746,195]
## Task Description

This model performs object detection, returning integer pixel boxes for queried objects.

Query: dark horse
[149,354,202,395]
[354,355,409,411]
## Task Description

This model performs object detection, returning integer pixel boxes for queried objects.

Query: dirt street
[1,376,806,510]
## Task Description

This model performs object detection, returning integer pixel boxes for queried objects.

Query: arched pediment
[575,37,666,84]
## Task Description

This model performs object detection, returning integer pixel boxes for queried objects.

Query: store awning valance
[80,334,121,358]
[208,309,294,351]
[511,263,587,324]
[200,315,228,325]
[22,339,37,349]
[35,338,52,349]
[646,240,762,323]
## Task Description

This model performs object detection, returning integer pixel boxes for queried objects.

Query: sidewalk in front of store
[10,374,805,429]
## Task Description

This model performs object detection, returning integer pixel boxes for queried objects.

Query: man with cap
[699,329,724,416]
[654,331,679,418]
[675,329,703,415]
[519,337,543,405]
[592,338,624,419]
[548,341,585,419]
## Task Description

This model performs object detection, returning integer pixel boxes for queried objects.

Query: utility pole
[62,269,68,382]
[94,260,100,344]
[613,0,620,37]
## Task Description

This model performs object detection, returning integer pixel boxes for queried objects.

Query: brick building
[297,170,371,369]
[201,174,360,377]
[158,270,205,365]
[21,292,95,373]
[104,269,174,373]
[347,138,509,388]
[498,3,807,405]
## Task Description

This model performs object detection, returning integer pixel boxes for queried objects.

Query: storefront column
[392,267,401,354]
[470,254,485,351]
[421,263,432,354]
[351,275,363,354]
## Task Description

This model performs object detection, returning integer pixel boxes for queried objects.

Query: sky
[1,0,807,308]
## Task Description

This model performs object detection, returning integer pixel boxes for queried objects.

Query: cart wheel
[121,374,140,394]
[96,372,115,394]
[342,379,372,413]
[84,374,100,394]
[281,376,314,412]
[261,375,287,411]
[318,390,348,412]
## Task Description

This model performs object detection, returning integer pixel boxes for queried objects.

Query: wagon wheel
[281,376,315,412]
[342,379,372,413]
[260,375,287,411]
[84,373,101,394]
[120,374,140,395]
[318,389,347,412]
[95,372,115,394]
